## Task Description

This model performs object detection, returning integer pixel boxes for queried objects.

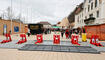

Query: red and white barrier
[16,34,27,44]
[35,34,43,44]
[71,34,80,45]
[53,35,60,44]
[0,34,12,43]
[90,35,103,47]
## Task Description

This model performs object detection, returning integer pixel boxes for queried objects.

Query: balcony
[84,17,96,25]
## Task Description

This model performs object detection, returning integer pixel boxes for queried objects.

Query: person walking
[65,29,69,39]
[61,29,64,38]
[28,28,30,37]
[69,30,72,38]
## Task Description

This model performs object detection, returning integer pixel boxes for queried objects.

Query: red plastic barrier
[90,35,95,45]
[90,35,103,47]
[53,35,60,44]
[35,34,43,44]
[0,34,12,43]
[16,34,27,44]
[71,35,80,45]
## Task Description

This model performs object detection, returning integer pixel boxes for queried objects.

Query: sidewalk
[0,32,105,60]
[0,49,105,60]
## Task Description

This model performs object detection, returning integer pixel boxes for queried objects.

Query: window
[97,11,99,18]
[82,19,84,23]
[85,16,87,19]
[88,5,90,12]
[80,15,81,18]
[78,16,79,23]
[91,2,93,10]
[3,24,7,34]
[89,0,92,3]
[95,0,98,7]
[85,8,86,13]
[82,13,83,17]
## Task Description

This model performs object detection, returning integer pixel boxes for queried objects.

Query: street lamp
[19,0,22,33]
[10,0,13,34]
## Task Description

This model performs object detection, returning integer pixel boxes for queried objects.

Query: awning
[52,26,61,28]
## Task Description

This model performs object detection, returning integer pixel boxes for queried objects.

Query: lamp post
[19,0,22,33]
[10,0,13,34]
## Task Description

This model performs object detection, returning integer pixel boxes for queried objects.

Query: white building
[75,0,105,28]
[75,3,85,28]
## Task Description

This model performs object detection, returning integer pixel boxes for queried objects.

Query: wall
[75,11,85,28]
[24,25,28,34]
[0,19,26,35]
[58,17,70,28]
[85,24,105,41]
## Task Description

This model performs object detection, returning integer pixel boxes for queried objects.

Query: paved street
[0,49,105,60]
[0,32,105,60]
[1,0,105,60]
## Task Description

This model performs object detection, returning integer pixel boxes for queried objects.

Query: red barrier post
[35,34,43,44]
[53,35,60,44]
[90,35,103,47]
[71,34,80,45]
[0,34,12,43]
[16,34,27,44]
[94,35,103,47]
[90,35,95,45]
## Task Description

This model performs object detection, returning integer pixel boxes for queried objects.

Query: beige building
[57,17,70,28]
[0,19,26,35]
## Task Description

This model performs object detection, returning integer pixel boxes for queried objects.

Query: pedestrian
[65,29,69,39]
[61,29,64,38]
[28,28,30,37]
[9,30,11,35]
[69,30,72,38]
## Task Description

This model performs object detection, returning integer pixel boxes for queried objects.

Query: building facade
[57,17,70,29]
[68,9,77,29]
[0,19,26,35]
[75,3,84,28]
[75,0,105,28]
[38,21,52,28]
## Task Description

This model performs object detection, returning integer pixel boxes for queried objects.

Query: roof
[0,19,23,23]
[68,3,84,23]
[38,22,51,25]
[75,3,84,14]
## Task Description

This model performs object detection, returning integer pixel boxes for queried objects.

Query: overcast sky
[0,0,83,24]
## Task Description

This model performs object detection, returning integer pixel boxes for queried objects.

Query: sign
[14,26,19,32]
